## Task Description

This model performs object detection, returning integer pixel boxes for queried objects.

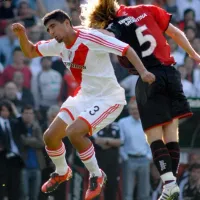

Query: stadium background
[0,0,200,200]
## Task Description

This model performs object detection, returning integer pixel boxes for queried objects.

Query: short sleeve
[35,39,60,57]
[80,30,129,56]
[147,5,172,32]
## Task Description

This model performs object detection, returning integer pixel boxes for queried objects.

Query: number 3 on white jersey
[135,25,157,58]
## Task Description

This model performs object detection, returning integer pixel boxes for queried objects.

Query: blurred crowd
[0,0,200,200]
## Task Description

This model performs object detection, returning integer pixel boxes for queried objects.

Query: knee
[43,128,59,146]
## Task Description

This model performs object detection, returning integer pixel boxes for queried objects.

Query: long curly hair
[80,0,119,29]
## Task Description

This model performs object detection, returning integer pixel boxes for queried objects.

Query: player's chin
[56,38,63,43]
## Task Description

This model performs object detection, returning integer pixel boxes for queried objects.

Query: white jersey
[36,29,129,104]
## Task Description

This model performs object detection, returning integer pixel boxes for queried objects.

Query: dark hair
[21,104,34,113]
[184,8,195,18]
[12,46,22,55]
[0,100,13,114]
[189,163,200,172]
[42,9,72,26]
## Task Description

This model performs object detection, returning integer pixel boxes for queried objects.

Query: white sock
[46,142,68,175]
[79,143,101,177]
[161,172,176,184]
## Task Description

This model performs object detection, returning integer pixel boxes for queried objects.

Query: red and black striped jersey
[106,5,176,74]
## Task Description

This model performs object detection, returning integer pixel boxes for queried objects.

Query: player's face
[46,19,69,43]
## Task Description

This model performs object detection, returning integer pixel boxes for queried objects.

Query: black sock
[150,140,172,176]
[166,142,180,177]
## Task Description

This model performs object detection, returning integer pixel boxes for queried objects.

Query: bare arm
[124,46,155,83]
[12,23,40,58]
[166,23,200,63]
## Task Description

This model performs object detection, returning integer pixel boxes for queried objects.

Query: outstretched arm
[166,23,200,63]
[12,23,40,58]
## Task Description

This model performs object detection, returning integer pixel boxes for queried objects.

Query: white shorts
[58,96,124,135]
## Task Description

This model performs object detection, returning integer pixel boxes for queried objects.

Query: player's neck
[63,29,79,48]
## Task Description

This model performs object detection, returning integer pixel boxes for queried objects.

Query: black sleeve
[106,22,122,39]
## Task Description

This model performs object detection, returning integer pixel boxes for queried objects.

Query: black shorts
[135,65,193,131]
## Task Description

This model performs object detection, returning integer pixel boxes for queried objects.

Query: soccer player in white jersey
[12,9,155,200]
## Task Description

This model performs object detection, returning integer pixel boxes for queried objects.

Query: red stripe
[91,105,118,128]
[70,43,89,85]
[81,151,95,161]
[60,108,75,120]
[80,31,124,51]
[91,104,120,127]
[91,105,119,127]
[78,116,93,135]
[79,146,94,158]
[79,147,94,159]
[152,148,168,155]
[35,44,43,56]
[46,142,63,151]
[79,34,123,53]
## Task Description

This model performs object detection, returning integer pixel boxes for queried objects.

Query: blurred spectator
[179,163,200,200]
[177,65,196,97]
[150,163,162,200]
[4,81,24,112]
[0,47,32,89]
[164,0,179,22]
[32,57,62,122]
[58,69,79,104]
[42,0,70,13]
[179,8,196,31]
[120,75,138,97]
[194,64,200,97]
[192,38,200,54]
[118,98,151,200]
[0,100,24,200]
[184,55,195,83]
[168,37,185,66]
[0,24,20,66]
[16,105,45,200]
[92,122,122,200]
[176,0,200,22]
[71,9,81,26]
[27,25,43,76]
[184,26,197,43]
[12,71,35,106]
[0,0,16,35]
[16,0,37,28]
[0,86,4,101]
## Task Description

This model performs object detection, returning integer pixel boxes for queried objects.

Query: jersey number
[89,106,100,115]
[135,25,157,57]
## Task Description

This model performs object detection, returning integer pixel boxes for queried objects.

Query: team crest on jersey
[63,62,86,70]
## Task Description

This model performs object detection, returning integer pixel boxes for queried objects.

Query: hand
[12,23,26,37]
[141,70,156,84]
[190,52,200,64]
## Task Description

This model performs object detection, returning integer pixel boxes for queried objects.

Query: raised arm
[166,23,200,63]
[12,23,40,58]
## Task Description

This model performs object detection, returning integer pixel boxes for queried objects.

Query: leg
[122,159,136,200]
[146,126,175,183]
[136,158,150,200]
[29,169,42,200]
[20,168,29,200]
[163,119,180,177]
[42,116,72,193]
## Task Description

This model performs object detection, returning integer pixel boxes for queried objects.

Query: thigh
[166,67,192,119]
[136,68,172,131]
[79,101,124,135]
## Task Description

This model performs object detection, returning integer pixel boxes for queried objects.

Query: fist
[141,70,156,84]
[12,23,26,37]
